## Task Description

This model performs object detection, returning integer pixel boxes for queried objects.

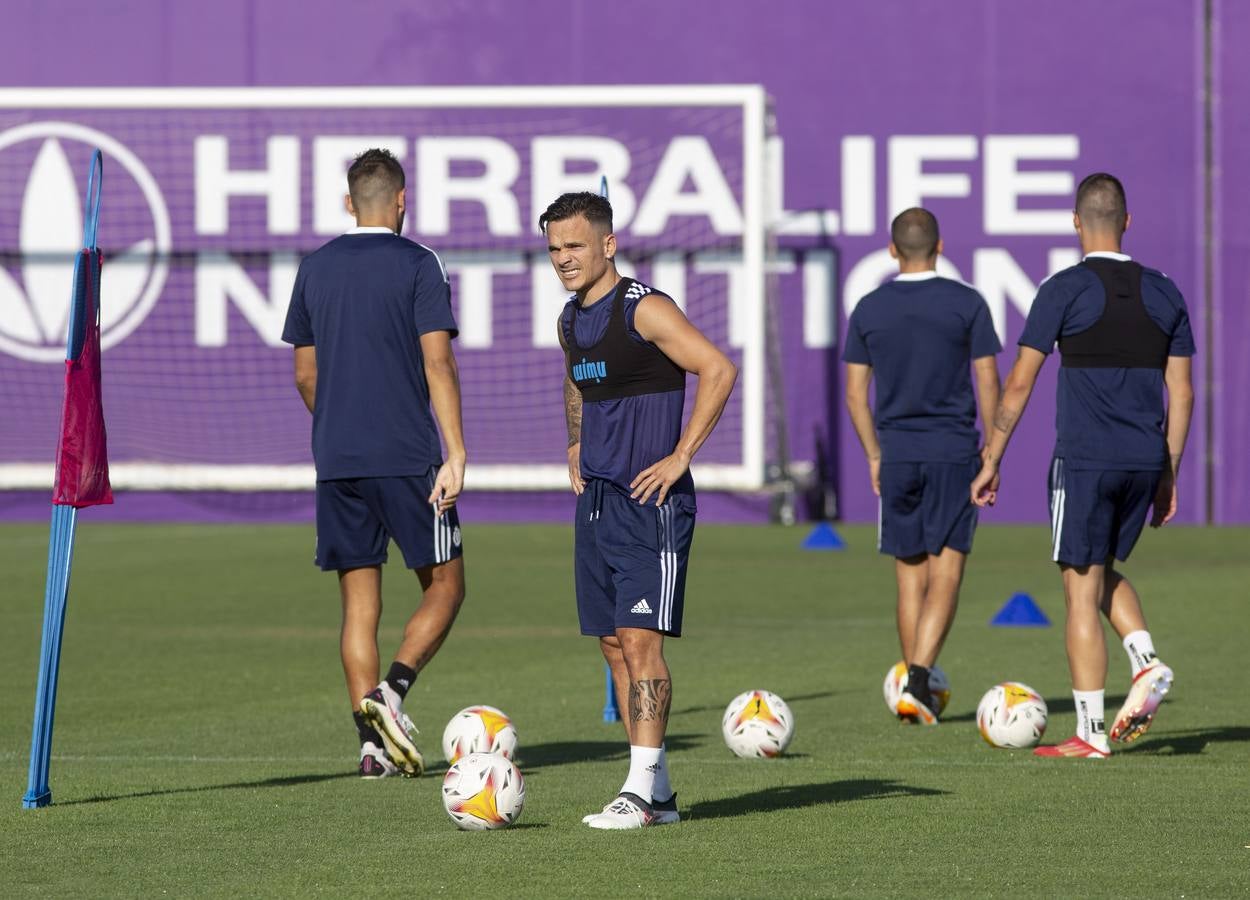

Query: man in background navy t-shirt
[844,207,1002,725]
[282,148,466,779]
[972,173,1195,759]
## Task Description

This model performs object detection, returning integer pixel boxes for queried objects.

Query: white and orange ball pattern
[976,682,1048,748]
[883,661,951,717]
[441,752,525,830]
[721,690,795,758]
[442,705,518,765]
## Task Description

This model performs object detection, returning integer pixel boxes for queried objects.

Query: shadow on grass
[940,694,1126,724]
[516,733,701,773]
[687,779,948,821]
[1119,725,1250,756]
[671,690,838,718]
[55,771,355,806]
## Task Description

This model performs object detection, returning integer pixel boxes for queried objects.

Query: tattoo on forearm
[629,678,672,724]
[564,378,582,447]
[992,406,1019,434]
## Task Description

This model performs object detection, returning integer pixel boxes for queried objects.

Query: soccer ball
[976,682,1048,749]
[721,690,795,758]
[442,705,518,764]
[882,661,951,716]
[441,752,525,830]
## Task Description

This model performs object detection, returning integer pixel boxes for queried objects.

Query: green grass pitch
[1,521,1248,897]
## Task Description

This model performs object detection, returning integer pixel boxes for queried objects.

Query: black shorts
[1048,457,1159,567]
[878,457,980,558]
[314,468,462,571]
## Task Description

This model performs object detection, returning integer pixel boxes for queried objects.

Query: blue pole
[595,173,620,724]
[23,505,78,808]
[603,663,620,722]
[23,150,100,808]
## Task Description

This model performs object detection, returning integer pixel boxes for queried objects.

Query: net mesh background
[0,104,752,482]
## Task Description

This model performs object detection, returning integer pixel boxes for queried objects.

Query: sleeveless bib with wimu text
[563,278,686,401]
[1058,258,1169,369]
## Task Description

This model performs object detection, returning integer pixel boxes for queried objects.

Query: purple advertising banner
[0,97,757,488]
[1216,0,1250,521]
[0,0,1238,524]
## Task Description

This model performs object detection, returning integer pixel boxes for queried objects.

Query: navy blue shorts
[878,457,980,558]
[1048,457,1159,567]
[315,468,462,571]
[575,481,696,637]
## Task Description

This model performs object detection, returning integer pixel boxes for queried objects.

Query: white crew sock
[619,745,663,804]
[1073,689,1109,751]
[650,745,673,802]
[1122,630,1158,677]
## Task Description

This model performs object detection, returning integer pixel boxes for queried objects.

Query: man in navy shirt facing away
[543,192,736,829]
[282,148,466,778]
[972,173,1195,759]
[843,208,1002,725]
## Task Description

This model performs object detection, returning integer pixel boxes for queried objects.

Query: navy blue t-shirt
[842,273,1002,463]
[562,281,691,497]
[281,231,458,480]
[1018,253,1195,471]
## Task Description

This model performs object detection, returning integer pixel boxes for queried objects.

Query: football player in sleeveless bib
[541,191,737,829]
[972,173,1195,759]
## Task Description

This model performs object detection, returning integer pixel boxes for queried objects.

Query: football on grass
[976,682,1048,748]
[441,752,525,830]
[883,660,951,716]
[442,705,518,764]
[721,689,795,758]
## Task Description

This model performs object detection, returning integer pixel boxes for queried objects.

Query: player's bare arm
[843,362,882,496]
[1151,355,1194,528]
[293,345,317,413]
[421,329,466,511]
[971,346,1046,506]
[630,294,737,505]
[557,323,586,495]
[973,355,1002,462]
[563,375,586,495]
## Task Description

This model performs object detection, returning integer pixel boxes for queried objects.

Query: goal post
[0,86,772,494]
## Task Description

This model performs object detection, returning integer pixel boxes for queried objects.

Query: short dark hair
[347,148,405,210]
[890,207,940,261]
[538,191,613,234]
[1075,172,1127,233]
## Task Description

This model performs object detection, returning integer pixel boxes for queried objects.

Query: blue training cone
[801,522,845,550]
[990,592,1050,627]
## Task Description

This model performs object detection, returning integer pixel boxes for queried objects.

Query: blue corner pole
[596,172,619,724]
[23,504,79,808]
[23,150,100,809]
[603,662,620,722]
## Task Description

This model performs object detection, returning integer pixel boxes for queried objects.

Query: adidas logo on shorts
[631,599,653,614]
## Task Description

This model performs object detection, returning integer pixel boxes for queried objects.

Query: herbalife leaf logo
[0,122,170,363]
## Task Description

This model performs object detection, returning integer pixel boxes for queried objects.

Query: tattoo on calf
[629,678,672,724]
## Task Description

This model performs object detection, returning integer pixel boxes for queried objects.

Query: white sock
[1073,689,1108,751]
[619,745,663,804]
[1122,630,1158,677]
[650,745,673,802]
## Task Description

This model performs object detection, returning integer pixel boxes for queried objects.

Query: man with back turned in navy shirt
[543,191,737,829]
[972,173,1195,759]
[282,148,466,779]
[843,207,1002,726]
